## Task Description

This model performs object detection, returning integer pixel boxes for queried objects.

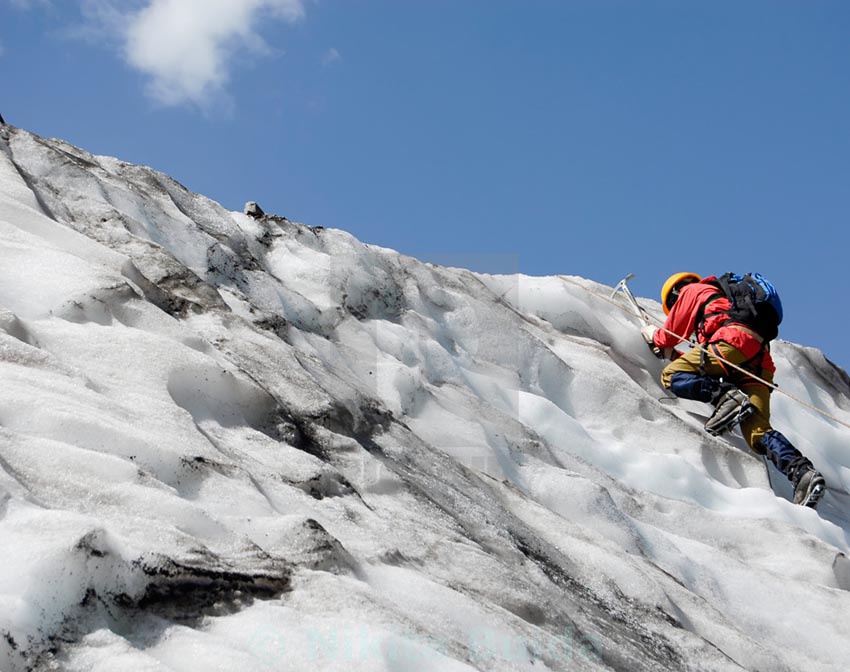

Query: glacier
[1,123,850,671]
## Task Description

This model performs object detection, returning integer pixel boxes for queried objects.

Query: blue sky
[2,0,850,369]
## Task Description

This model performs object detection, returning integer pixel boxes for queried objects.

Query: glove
[641,324,657,345]
[641,324,664,359]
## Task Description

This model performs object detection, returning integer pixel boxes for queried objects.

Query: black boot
[704,385,754,436]
[787,456,827,508]
[759,431,826,508]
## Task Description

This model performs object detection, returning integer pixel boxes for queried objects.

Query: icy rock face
[2,125,850,671]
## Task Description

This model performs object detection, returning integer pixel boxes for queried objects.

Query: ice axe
[611,274,652,325]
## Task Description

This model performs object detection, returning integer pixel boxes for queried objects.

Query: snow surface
[2,124,850,671]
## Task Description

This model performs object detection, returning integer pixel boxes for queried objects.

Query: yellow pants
[661,341,774,452]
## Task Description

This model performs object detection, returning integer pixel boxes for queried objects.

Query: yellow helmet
[661,272,701,314]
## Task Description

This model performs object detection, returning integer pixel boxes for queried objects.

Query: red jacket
[653,277,775,372]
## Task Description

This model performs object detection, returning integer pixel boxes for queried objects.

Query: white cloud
[82,0,304,108]
[321,47,340,66]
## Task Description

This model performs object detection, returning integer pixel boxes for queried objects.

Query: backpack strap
[694,279,725,342]
[695,279,769,373]
[717,273,760,322]
[697,274,766,340]
[696,274,774,375]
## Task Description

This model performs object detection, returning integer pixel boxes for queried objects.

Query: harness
[695,291,770,378]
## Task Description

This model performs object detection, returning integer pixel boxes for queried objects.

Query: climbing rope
[557,274,850,433]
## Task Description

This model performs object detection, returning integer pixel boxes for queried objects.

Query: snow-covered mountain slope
[2,124,850,672]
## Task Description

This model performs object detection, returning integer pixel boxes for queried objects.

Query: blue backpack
[707,272,783,342]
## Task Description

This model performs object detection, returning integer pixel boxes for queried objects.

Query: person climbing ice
[642,272,826,508]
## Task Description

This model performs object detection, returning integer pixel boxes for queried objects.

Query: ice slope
[1,124,850,671]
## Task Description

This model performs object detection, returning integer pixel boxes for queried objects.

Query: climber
[642,272,826,508]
